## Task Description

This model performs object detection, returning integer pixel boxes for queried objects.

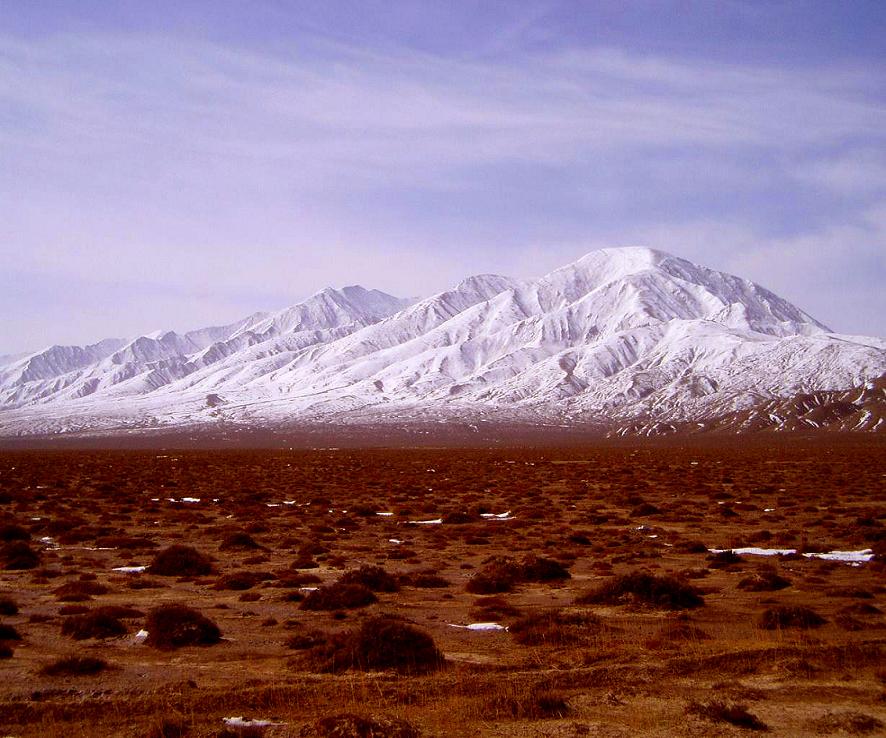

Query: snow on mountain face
[1,247,884,437]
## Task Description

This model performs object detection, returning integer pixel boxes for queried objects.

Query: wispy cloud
[1,16,884,351]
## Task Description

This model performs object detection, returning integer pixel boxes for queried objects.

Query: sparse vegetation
[148,545,213,577]
[577,572,704,609]
[145,604,221,649]
[41,655,109,676]
[758,605,826,630]
[0,442,883,736]
[686,700,767,730]
[300,583,378,611]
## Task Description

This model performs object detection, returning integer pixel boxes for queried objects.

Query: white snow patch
[409,518,442,525]
[803,549,874,563]
[113,565,147,573]
[222,717,282,729]
[448,622,507,631]
[709,547,796,556]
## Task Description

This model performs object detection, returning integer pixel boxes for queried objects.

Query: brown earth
[0,436,884,736]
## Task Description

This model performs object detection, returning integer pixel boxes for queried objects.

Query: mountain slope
[1,247,883,437]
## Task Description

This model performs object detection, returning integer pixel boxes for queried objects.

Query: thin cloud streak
[1,17,884,352]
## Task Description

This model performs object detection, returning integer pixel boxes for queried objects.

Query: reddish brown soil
[0,437,884,736]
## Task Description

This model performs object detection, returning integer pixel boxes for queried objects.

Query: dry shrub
[213,571,265,591]
[286,629,329,650]
[219,531,264,551]
[520,555,571,582]
[299,713,420,738]
[129,577,166,590]
[0,622,22,641]
[61,610,126,640]
[147,715,189,738]
[469,596,521,621]
[0,524,30,542]
[300,616,443,674]
[145,604,221,649]
[577,572,703,610]
[738,568,791,592]
[466,559,521,594]
[809,711,883,735]
[148,545,213,577]
[0,643,12,659]
[484,685,571,719]
[707,550,743,569]
[0,595,18,615]
[510,609,601,646]
[645,621,710,649]
[275,571,322,588]
[686,700,767,730]
[758,605,825,630]
[2,541,40,570]
[53,580,110,602]
[399,571,450,589]
[41,655,109,676]
[300,583,377,611]
[337,565,400,592]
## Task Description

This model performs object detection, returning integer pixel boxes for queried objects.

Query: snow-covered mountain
[1,247,884,437]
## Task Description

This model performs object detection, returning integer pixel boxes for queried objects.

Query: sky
[1,0,885,355]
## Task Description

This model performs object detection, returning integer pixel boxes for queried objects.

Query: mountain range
[2,247,884,437]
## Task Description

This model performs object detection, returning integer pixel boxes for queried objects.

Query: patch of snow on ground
[803,549,874,563]
[448,622,507,631]
[113,565,147,573]
[709,547,797,556]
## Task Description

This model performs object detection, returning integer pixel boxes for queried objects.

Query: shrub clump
[41,655,109,676]
[145,604,222,649]
[299,713,420,738]
[61,610,127,640]
[686,700,768,731]
[337,565,400,593]
[510,610,602,646]
[300,583,377,611]
[0,595,19,615]
[0,622,22,641]
[0,524,30,542]
[148,545,213,577]
[219,531,264,551]
[53,580,110,602]
[485,686,571,719]
[758,605,825,630]
[300,617,443,674]
[577,572,703,610]
[466,556,571,595]
[2,541,40,570]
[738,568,791,592]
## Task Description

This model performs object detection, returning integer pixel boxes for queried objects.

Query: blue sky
[1,1,885,354]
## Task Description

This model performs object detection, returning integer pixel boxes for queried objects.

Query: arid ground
[0,436,884,737]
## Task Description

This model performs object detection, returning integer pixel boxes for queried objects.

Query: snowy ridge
[1,247,884,437]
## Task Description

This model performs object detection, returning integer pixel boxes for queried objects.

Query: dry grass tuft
[1,541,40,570]
[577,571,704,610]
[40,655,109,676]
[300,583,378,611]
[337,565,400,592]
[686,700,768,730]
[758,605,825,630]
[145,603,222,649]
[298,616,443,675]
[299,713,420,737]
[0,595,18,615]
[509,609,602,646]
[61,610,127,640]
[148,545,213,577]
